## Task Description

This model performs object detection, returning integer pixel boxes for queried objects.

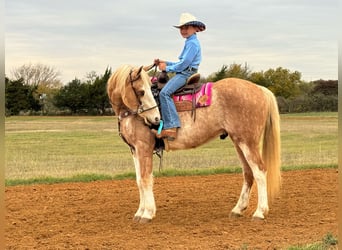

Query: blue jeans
[159,70,196,129]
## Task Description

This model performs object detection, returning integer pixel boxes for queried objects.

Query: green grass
[5,164,337,187]
[238,233,338,249]
[5,112,337,185]
[286,233,338,250]
[4,166,243,186]
[4,114,339,249]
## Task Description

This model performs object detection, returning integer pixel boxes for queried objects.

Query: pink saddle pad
[173,82,213,108]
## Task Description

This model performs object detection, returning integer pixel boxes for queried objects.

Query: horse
[107,64,281,223]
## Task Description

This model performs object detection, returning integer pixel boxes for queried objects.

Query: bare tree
[11,63,62,88]
[85,70,98,84]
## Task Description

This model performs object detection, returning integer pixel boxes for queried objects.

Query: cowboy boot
[151,127,177,140]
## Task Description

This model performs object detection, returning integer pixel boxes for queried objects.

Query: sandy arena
[5,168,337,249]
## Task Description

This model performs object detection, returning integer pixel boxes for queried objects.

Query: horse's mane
[108,64,151,88]
[108,64,132,88]
[107,64,151,114]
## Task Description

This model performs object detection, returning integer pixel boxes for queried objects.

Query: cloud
[5,0,337,82]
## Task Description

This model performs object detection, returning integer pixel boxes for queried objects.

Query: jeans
[159,69,197,129]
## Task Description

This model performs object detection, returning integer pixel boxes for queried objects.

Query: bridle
[128,67,159,115]
[119,67,158,120]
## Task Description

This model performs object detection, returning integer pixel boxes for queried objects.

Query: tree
[225,62,251,79]
[310,80,337,96]
[11,63,62,88]
[207,65,228,82]
[53,78,88,114]
[297,81,313,96]
[85,70,98,84]
[250,67,301,98]
[36,84,60,115]
[207,63,252,82]
[5,77,41,115]
[88,67,112,114]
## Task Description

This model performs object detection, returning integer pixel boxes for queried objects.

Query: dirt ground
[5,168,338,249]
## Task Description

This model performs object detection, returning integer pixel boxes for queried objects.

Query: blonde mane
[107,64,155,115]
[108,64,132,88]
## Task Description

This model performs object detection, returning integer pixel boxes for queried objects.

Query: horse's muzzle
[143,112,160,126]
[149,116,160,125]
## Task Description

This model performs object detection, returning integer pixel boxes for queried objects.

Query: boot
[152,127,177,140]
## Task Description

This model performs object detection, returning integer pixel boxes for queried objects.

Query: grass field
[5,112,338,182]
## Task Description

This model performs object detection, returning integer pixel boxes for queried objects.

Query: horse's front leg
[132,148,156,223]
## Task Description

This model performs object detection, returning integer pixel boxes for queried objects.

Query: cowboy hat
[173,13,206,31]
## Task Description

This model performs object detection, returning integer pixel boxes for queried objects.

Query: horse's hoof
[139,217,152,224]
[252,216,266,222]
[230,212,242,219]
[133,216,141,223]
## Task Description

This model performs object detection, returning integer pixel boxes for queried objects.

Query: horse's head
[107,65,161,125]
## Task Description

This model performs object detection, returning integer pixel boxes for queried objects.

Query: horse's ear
[129,66,143,80]
[137,66,143,75]
[143,64,154,71]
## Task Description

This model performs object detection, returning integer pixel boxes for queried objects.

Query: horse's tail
[261,87,281,201]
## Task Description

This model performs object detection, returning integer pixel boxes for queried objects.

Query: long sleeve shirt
[165,34,202,73]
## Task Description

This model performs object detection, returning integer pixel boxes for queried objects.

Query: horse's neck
[118,106,133,120]
[109,98,123,115]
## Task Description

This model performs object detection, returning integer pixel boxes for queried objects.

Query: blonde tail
[261,87,281,201]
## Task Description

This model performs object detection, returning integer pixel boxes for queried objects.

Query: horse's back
[214,77,265,99]
[209,78,270,139]
[212,77,268,113]
[167,78,270,150]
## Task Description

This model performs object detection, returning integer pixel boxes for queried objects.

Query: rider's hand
[159,62,166,71]
[154,59,160,65]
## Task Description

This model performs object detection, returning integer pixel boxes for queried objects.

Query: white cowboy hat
[173,13,206,31]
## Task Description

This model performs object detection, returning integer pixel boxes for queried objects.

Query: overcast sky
[5,0,338,83]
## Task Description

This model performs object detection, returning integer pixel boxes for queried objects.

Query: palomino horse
[107,64,281,223]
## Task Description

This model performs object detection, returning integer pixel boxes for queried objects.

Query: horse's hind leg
[238,142,269,219]
[132,148,156,223]
[231,143,254,217]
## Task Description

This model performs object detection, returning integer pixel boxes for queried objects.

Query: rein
[128,67,158,116]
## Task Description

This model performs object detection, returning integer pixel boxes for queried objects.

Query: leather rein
[119,66,158,120]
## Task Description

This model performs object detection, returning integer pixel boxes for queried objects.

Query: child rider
[153,12,206,140]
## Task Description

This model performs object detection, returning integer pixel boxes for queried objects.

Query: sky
[5,0,338,84]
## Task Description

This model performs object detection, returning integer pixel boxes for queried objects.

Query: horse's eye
[137,90,145,97]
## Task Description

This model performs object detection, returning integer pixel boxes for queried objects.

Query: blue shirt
[165,34,201,73]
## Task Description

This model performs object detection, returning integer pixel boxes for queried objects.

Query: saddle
[151,72,213,119]
[174,73,203,96]
[155,71,203,95]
